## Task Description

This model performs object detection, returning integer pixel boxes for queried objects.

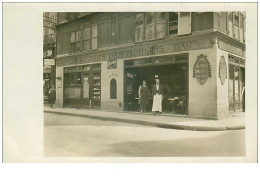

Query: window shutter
[178,12,191,35]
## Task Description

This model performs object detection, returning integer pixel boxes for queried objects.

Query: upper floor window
[135,12,167,42]
[234,14,239,26]
[169,12,178,35]
[70,31,81,53]
[135,14,145,42]
[70,32,75,53]
[91,25,98,50]
[83,25,98,51]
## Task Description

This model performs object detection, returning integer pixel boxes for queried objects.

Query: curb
[44,110,245,131]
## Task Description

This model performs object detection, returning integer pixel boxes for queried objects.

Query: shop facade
[55,12,245,118]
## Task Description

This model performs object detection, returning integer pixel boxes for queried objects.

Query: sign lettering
[57,38,213,67]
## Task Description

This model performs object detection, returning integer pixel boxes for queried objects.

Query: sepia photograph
[2,2,257,164]
[43,11,246,157]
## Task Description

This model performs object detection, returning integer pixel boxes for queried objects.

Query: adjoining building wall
[188,43,218,118]
[101,60,124,111]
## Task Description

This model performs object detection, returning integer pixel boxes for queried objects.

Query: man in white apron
[152,76,164,115]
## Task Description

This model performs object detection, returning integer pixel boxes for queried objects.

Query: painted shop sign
[44,59,55,66]
[57,38,213,67]
[107,59,117,69]
[218,39,245,57]
[219,56,227,85]
[193,54,211,85]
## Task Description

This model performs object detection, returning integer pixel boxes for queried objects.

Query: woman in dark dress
[138,80,150,112]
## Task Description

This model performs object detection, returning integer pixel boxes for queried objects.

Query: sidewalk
[44,106,245,131]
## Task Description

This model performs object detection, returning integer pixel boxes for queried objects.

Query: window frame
[168,12,178,36]
[70,31,76,53]
[134,12,168,43]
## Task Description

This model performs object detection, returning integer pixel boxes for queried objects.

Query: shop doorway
[124,60,188,115]
[229,64,245,112]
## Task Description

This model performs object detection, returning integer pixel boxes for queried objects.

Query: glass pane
[169,12,178,35]
[155,22,166,39]
[234,67,240,101]
[75,42,81,52]
[234,15,239,26]
[91,25,98,38]
[240,14,244,29]
[83,40,91,51]
[146,12,154,25]
[135,25,144,42]
[229,65,234,101]
[70,73,76,84]
[239,68,245,100]
[145,24,154,40]
[70,32,75,42]
[70,43,75,53]
[155,12,166,22]
[118,16,132,43]
[76,31,81,42]
[91,37,98,50]
[136,13,144,26]
[83,28,91,40]
[76,72,81,84]
[64,74,70,85]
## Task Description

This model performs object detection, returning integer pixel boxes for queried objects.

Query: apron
[152,94,162,112]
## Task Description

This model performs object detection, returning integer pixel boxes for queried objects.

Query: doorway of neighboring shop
[228,64,245,112]
[63,63,101,109]
[124,54,188,115]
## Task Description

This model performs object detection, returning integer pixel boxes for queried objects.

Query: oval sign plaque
[193,55,211,85]
[219,56,227,85]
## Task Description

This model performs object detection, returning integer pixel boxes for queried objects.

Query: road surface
[44,113,245,157]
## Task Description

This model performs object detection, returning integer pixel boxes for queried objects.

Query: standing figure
[49,85,56,108]
[152,76,164,115]
[138,80,150,113]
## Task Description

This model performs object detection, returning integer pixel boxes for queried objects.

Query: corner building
[55,12,246,118]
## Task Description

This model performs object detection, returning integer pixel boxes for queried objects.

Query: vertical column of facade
[216,43,229,117]
[188,37,218,118]
[101,59,124,111]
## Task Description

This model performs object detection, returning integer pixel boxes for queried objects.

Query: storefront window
[228,58,245,112]
[229,65,234,101]
[64,72,82,85]
[64,73,70,85]
[76,72,81,84]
